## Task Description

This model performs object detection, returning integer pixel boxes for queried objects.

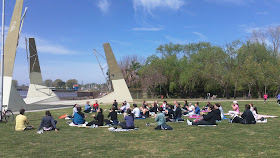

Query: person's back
[202,111,216,125]
[155,112,166,126]
[15,114,27,131]
[124,115,134,129]
[108,110,118,121]
[242,109,256,124]
[214,109,221,121]
[73,112,85,124]
[40,116,55,128]
[95,113,104,126]
[132,107,140,118]
[195,106,200,115]
[175,106,182,119]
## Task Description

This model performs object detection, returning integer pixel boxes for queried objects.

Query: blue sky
[1,0,280,85]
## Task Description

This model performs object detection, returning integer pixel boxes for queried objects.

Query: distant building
[73,84,79,91]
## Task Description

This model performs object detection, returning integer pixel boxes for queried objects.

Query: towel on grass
[108,127,139,132]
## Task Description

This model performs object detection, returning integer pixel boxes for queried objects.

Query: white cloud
[165,35,189,44]
[193,32,207,41]
[133,0,184,14]
[204,0,255,5]
[256,11,268,15]
[98,0,110,14]
[132,27,164,31]
[16,32,78,55]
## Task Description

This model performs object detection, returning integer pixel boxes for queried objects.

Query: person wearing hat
[231,101,240,113]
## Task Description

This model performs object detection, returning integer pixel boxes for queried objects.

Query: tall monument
[2,0,26,112]
[98,43,133,103]
[24,38,59,104]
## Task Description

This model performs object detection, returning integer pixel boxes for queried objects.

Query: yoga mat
[189,115,200,118]
[198,125,217,127]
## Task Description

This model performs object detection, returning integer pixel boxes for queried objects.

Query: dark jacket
[241,109,256,124]
[94,113,104,126]
[202,111,217,125]
[214,109,221,121]
[38,116,56,130]
[167,109,175,119]
[108,111,118,121]
[175,107,182,119]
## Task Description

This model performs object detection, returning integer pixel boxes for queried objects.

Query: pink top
[263,94,268,99]
[234,105,239,113]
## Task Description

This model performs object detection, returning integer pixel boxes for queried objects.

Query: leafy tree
[12,80,18,88]
[66,79,78,89]
[44,79,53,87]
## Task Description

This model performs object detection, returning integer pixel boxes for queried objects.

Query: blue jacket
[195,107,200,115]
[72,112,85,124]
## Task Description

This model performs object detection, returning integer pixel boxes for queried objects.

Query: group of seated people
[15,109,58,133]
[83,100,99,113]
[15,100,261,132]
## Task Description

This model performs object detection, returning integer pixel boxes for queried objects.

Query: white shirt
[126,103,130,109]
[189,105,195,115]
[132,107,140,118]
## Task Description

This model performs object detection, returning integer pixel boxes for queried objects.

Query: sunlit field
[0,100,279,157]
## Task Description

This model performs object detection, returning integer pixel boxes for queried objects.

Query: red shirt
[93,103,99,108]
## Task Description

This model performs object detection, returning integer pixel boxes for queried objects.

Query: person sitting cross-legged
[174,103,184,122]
[187,104,217,126]
[38,111,58,132]
[15,109,34,131]
[84,101,92,113]
[72,107,86,125]
[132,104,141,118]
[230,104,256,124]
[118,109,135,129]
[105,107,118,125]
[87,108,104,126]
[155,107,172,130]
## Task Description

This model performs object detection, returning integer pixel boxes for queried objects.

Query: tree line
[119,26,280,99]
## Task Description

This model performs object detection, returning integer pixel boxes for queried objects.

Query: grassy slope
[0,100,279,158]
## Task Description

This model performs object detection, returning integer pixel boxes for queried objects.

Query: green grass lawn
[0,100,280,157]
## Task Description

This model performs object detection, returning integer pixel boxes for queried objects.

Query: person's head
[195,103,198,107]
[233,101,238,105]
[98,108,103,113]
[188,103,192,106]
[174,101,177,105]
[143,100,146,104]
[77,107,82,112]
[95,100,98,104]
[153,102,157,107]
[133,104,137,108]
[208,104,214,111]
[184,100,188,104]
[45,111,51,116]
[163,101,167,104]
[74,104,78,108]
[124,101,127,105]
[245,104,250,110]
[176,103,180,107]
[114,99,116,102]
[158,107,163,112]
[127,108,132,115]
[216,103,221,107]
[196,102,199,106]
[86,101,90,105]
[214,103,219,109]
[249,103,254,107]
[19,109,25,115]
[253,106,258,114]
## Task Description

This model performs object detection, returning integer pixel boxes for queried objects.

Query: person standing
[277,94,280,105]
[263,94,268,103]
